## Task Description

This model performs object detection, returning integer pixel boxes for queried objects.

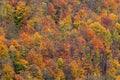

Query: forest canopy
[0,0,120,80]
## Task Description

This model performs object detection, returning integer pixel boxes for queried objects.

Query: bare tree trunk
[100,51,107,75]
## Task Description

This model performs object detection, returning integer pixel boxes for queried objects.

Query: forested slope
[0,0,120,80]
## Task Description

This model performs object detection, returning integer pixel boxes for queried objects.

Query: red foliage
[2,0,120,79]
[53,0,67,7]
[20,25,32,34]
[60,0,67,5]
[10,0,17,5]
[48,3,55,15]
[48,3,55,11]
[115,0,120,3]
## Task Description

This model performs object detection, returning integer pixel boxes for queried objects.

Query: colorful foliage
[0,0,120,80]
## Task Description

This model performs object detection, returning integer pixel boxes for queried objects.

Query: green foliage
[14,60,28,73]
[5,1,31,29]
[57,58,64,69]
[105,29,112,45]
[97,6,102,14]
[82,0,87,3]
[61,27,66,38]
[94,51,100,63]
[86,53,92,62]
[112,30,119,42]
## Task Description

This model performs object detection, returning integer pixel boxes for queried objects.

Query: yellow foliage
[89,22,107,38]
[16,1,26,10]
[93,67,101,77]
[87,19,93,25]
[23,6,31,17]
[3,64,14,79]
[56,69,65,80]
[105,46,112,56]
[20,59,28,65]
[16,1,31,19]
[89,22,106,33]
[3,64,14,73]
[116,76,120,80]
[115,23,120,33]
[33,32,42,41]
[33,32,42,45]
[74,20,86,28]
[9,45,16,51]
[113,59,120,69]
[109,13,118,22]
[57,58,64,68]
[70,60,80,79]
[26,17,41,27]
[107,60,118,79]
[59,15,72,29]
[4,2,14,13]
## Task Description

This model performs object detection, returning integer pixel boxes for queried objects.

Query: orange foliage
[26,49,45,68]
[103,0,117,9]
[87,28,95,38]
[11,39,20,47]
[19,32,33,46]
[63,41,71,52]
[0,44,8,55]
[0,36,7,43]
[69,60,81,79]
[10,0,16,5]
[90,37,104,50]
[48,3,55,11]
[1,0,120,79]
[26,49,36,63]
[14,74,24,80]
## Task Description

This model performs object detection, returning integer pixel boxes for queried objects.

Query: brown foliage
[101,15,114,28]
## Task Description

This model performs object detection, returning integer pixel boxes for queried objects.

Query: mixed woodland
[1,0,120,80]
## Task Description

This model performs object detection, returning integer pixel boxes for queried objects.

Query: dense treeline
[0,0,120,80]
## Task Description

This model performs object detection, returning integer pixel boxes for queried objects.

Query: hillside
[0,0,120,80]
